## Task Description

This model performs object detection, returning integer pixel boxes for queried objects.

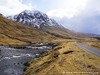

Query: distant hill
[86,34,100,40]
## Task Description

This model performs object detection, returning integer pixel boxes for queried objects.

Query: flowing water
[0,43,56,75]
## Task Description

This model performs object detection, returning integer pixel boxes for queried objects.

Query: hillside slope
[7,10,90,39]
[24,40,100,75]
[0,15,55,45]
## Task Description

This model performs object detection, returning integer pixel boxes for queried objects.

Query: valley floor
[24,39,100,75]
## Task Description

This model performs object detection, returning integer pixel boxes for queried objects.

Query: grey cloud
[54,0,100,34]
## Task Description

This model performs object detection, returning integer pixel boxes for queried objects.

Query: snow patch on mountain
[7,10,60,29]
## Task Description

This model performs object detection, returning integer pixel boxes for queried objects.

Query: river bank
[24,40,100,75]
[0,43,57,75]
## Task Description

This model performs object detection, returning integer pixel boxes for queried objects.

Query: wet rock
[0,43,58,75]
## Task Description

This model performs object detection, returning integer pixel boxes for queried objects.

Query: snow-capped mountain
[7,10,90,39]
[7,10,60,29]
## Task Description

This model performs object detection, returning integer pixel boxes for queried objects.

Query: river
[0,43,57,75]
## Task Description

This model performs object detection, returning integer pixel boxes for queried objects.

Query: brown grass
[81,41,100,49]
[0,16,57,45]
[24,40,100,75]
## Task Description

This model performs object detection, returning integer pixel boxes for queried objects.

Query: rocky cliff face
[7,10,60,29]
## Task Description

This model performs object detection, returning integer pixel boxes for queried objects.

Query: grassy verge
[79,41,100,50]
[24,40,100,75]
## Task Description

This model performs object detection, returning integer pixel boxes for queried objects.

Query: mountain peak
[7,10,60,29]
[22,10,41,14]
[21,10,43,15]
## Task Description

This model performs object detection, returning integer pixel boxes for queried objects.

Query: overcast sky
[0,0,100,34]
